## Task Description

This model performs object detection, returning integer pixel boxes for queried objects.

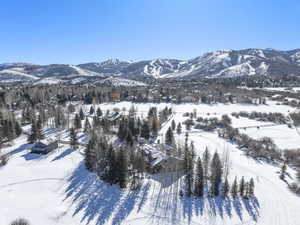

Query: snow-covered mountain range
[1,48,300,84]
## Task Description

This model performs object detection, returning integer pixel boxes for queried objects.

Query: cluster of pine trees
[27,113,45,143]
[158,106,172,125]
[85,131,145,189]
[0,109,22,142]
[181,136,255,199]
[117,106,174,145]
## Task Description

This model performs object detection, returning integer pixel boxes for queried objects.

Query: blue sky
[1,0,299,64]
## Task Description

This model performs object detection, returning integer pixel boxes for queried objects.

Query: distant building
[31,139,58,154]
[182,95,196,103]
[70,95,81,102]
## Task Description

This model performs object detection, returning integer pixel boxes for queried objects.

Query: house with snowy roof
[141,144,185,173]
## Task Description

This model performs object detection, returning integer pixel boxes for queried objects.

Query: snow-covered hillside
[94,77,147,87]
[34,77,63,85]
[0,68,38,82]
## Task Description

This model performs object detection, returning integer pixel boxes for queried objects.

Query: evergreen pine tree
[203,147,210,184]
[140,120,150,139]
[194,157,204,197]
[27,121,37,144]
[187,147,195,197]
[165,126,174,145]
[210,152,223,196]
[36,115,44,140]
[117,119,127,141]
[105,144,117,184]
[249,178,255,197]
[79,108,85,120]
[117,149,128,188]
[184,134,194,197]
[222,177,230,198]
[176,122,182,134]
[128,117,137,137]
[92,116,100,128]
[152,117,159,137]
[14,121,22,137]
[239,176,245,197]
[171,120,176,131]
[84,117,91,133]
[89,106,95,115]
[85,134,97,171]
[70,127,79,149]
[244,181,250,199]
[136,117,142,136]
[231,176,238,198]
[280,162,287,180]
[96,107,103,117]
[74,114,82,130]
[126,130,134,146]
[135,151,145,177]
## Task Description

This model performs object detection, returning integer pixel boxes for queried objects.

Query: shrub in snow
[289,182,300,194]
[0,154,8,166]
[10,218,30,225]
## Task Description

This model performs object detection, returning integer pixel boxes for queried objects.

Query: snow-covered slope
[0,62,34,70]
[164,49,300,78]
[78,59,132,76]
[0,68,38,82]
[94,77,147,87]
[30,64,102,78]
[34,77,63,85]
[141,59,187,78]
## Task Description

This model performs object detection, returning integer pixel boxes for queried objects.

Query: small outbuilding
[31,139,58,154]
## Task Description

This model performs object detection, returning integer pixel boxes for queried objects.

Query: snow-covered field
[239,124,300,149]
[1,101,300,225]
[83,100,294,117]
[261,87,300,93]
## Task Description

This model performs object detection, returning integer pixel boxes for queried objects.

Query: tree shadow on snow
[64,162,151,225]
[64,165,260,225]
[21,153,45,161]
[52,148,76,161]
[150,172,184,188]
[43,128,58,136]
[8,143,32,156]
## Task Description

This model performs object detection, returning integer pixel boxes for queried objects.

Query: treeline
[290,111,300,126]
[0,109,22,143]
[181,137,255,199]
[183,114,232,131]
[284,149,300,167]
[117,106,173,145]
[283,148,300,194]
[219,124,281,161]
[232,111,287,124]
[1,77,280,113]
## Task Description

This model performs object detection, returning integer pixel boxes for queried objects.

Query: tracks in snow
[0,178,65,189]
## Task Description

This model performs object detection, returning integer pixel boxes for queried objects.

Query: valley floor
[1,102,300,225]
